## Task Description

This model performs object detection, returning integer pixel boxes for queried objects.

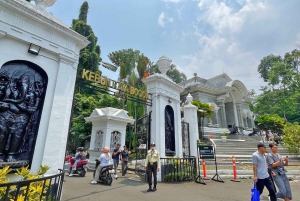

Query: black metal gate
[181,121,190,157]
[135,114,150,181]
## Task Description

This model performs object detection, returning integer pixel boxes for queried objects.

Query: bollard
[202,159,210,180]
[210,132,213,139]
[231,155,241,182]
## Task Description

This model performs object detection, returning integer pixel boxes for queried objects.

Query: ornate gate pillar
[143,56,184,182]
[183,94,198,157]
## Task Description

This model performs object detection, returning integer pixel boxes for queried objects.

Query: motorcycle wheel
[106,174,112,185]
[78,167,86,177]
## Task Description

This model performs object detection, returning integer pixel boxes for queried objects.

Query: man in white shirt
[91,146,110,184]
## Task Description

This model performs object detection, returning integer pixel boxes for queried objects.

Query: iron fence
[160,157,196,183]
[0,169,64,201]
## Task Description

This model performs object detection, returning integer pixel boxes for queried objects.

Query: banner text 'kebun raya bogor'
[81,69,149,100]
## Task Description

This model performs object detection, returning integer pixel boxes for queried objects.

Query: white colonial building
[180,73,254,130]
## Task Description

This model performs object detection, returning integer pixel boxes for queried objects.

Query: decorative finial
[157,55,172,76]
[34,0,57,9]
[186,93,193,105]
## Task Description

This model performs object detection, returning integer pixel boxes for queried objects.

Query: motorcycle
[65,155,89,177]
[93,159,113,185]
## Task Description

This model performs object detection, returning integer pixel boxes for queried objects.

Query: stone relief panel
[110,131,121,151]
[0,60,48,168]
[94,130,103,151]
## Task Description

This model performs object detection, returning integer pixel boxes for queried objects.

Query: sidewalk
[62,172,300,201]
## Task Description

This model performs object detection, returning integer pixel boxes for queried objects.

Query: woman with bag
[120,145,131,177]
[267,143,292,201]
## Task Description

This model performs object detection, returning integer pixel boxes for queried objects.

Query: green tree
[72,1,102,81]
[257,54,282,82]
[68,2,118,152]
[282,122,300,155]
[149,63,187,84]
[191,100,213,140]
[254,49,300,122]
[254,114,285,134]
[79,2,88,23]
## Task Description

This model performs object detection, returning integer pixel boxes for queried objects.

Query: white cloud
[158,12,166,27]
[179,0,300,92]
[158,12,174,27]
[177,6,184,20]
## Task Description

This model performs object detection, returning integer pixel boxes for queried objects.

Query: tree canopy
[253,48,300,122]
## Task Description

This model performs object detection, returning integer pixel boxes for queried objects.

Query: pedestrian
[112,143,121,179]
[91,146,110,184]
[239,124,244,135]
[144,143,161,192]
[268,143,292,201]
[252,142,277,201]
[120,145,131,177]
[268,130,274,142]
[260,130,267,143]
[69,147,85,177]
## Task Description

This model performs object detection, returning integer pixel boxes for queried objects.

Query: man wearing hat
[144,143,161,192]
[252,142,277,201]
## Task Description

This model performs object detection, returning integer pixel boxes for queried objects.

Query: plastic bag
[251,183,260,201]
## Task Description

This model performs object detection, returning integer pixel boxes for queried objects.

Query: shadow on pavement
[63,185,127,201]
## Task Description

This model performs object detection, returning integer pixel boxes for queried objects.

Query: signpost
[195,140,224,185]
[199,145,214,159]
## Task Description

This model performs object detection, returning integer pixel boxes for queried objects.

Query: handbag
[251,183,260,201]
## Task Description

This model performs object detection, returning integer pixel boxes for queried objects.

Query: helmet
[150,143,155,147]
[77,147,84,152]
[103,147,109,153]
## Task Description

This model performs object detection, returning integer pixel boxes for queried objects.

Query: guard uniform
[145,145,161,192]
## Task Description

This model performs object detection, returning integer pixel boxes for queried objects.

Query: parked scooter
[65,155,89,177]
[93,159,113,185]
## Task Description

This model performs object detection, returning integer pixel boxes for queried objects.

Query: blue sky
[48,0,300,93]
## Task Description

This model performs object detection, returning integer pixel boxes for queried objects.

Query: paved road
[62,172,300,201]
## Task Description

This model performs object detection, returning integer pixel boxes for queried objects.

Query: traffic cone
[210,132,213,139]
[231,155,241,182]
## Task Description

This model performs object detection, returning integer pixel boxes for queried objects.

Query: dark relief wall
[165,105,175,156]
[0,60,48,168]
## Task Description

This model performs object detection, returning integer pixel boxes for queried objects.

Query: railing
[161,157,196,183]
[0,169,64,201]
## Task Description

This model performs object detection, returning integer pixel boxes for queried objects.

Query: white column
[237,103,244,127]
[251,116,255,128]
[215,111,220,125]
[219,102,227,128]
[233,102,239,125]
[120,122,127,149]
[89,128,97,150]
[39,56,78,174]
[174,100,183,157]
[183,94,199,157]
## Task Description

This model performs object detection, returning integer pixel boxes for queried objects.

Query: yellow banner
[81,69,149,100]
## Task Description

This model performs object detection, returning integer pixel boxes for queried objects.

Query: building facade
[179,73,254,129]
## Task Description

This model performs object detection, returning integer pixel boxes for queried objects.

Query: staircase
[203,127,230,134]
[202,134,300,179]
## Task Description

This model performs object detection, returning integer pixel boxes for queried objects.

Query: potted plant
[221,131,228,142]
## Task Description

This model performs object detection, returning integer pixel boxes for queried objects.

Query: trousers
[147,162,157,187]
[256,177,277,201]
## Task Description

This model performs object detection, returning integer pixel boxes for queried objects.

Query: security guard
[144,143,161,192]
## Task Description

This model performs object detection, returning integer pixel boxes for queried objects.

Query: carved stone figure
[0,61,47,165]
